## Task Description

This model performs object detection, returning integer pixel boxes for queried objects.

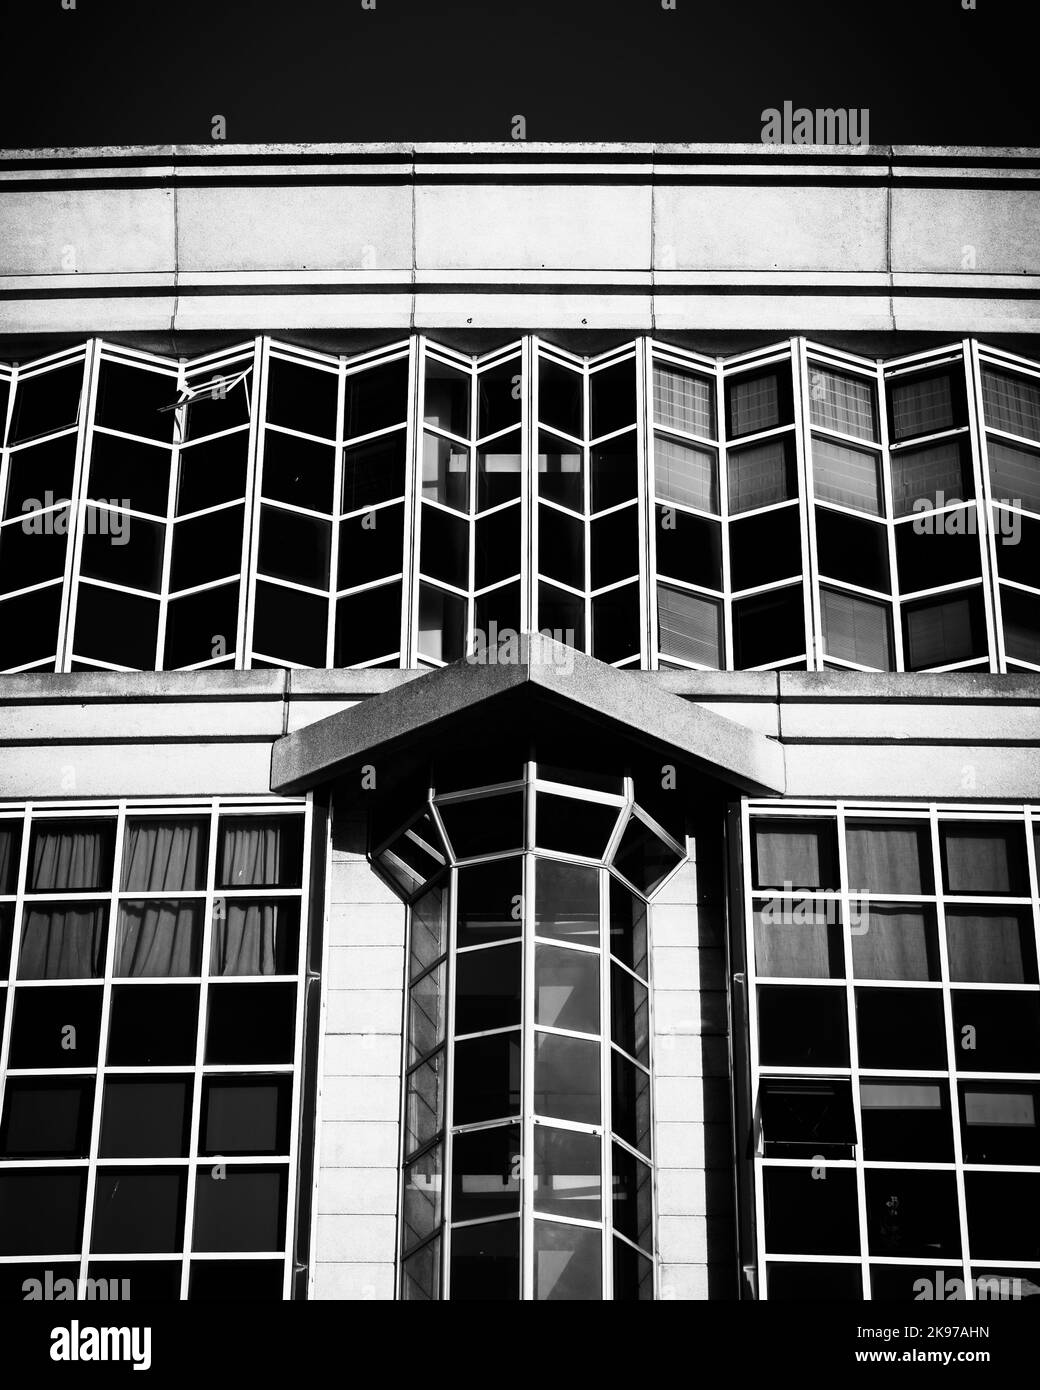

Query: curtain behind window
[890,374,955,440]
[754,911,841,978]
[211,902,298,976]
[982,370,1040,444]
[728,373,779,437]
[653,366,714,439]
[812,438,882,514]
[846,824,930,894]
[116,900,203,977]
[809,369,877,441]
[0,824,21,894]
[753,823,838,889]
[29,821,113,893]
[654,436,717,513]
[942,825,1027,894]
[891,441,969,517]
[945,909,1036,983]
[986,439,1040,514]
[19,904,107,979]
[218,818,302,888]
[657,585,721,667]
[727,440,793,514]
[121,818,208,892]
[821,589,892,670]
[851,907,937,981]
[905,596,975,669]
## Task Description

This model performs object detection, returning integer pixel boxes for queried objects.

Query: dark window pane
[456,860,524,949]
[592,435,637,512]
[450,1219,519,1301]
[3,435,77,521]
[189,1259,283,1300]
[812,437,883,515]
[537,793,619,860]
[591,506,638,591]
[420,503,469,590]
[539,358,583,439]
[613,814,680,896]
[192,1166,287,1253]
[406,1053,444,1153]
[533,1221,601,1301]
[201,1078,291,1157]
[409,962,445,1063]
[403,1238,442,1301]
[760,1078,856,1158]
[266,357,338,439]
[19,903,107,979]
[965,1174,1040,1262]
[92,1169,186,1254]
[424,359,471,439]
[535,859,600,948]
[343,359,409,440]
[100,1078,192,1159]
[888,371,961,442]
[80,510,164,592]
[953,990,1040,1072]
[822,588,892,669]
[988,438,1040,514]
[857,988,946,1069]
[609,877,648,977]
[903,591,985,670]
[726,369,791,439]
[341,432,406,514]
[727,437,796,514]
[474,505,520,590]
[477,359,522,439]
[0,514,68,593]
[476,433,522,512]
[167,507,243,593]
[417,585,466,663]
[439,793,524,860]
[612,1142,652,1249]
[334,580,401,665]
[107,984,199,1065]
[0,902,13,973]
[611,1052,651,1155]
[770,1263,863,1299]
[0,1171,86,1256]
[538,432,583,512]
[9,984,103,1068]
[851,905,940,982]
[592,583,640,664]
[456,943,522,1035]
[613,1237,654,1300]
[474,581,520,644]
[535,945,599,1034]
[816,508,890,591]
[422,434,469,512]
[73,584,159,668]
[654,363,715,438]
[165,582,240,669]
[95,361,176,442]
[758,985,849,1066]
[261,429,335,514]
[182,366,251,440]
[535,1031,600,1124]
[452,1124,521,1221]
[860,1079,953,1161]
[896,511,982,594]
[338,502,404,590]
[539,581,584,650]
[87,1261,183,1301]
[730,506,801,591]
[258,506,331,591]
[206,983,296,1064]
[655,436,718,513]
[590,359,636,440]
[763,1166,859,1255]
[10,364,83,444]
[657,584,722,668]
[982,367,1040,443]
[865,1169,960,1258]
[251,580,328,665]
[1001,585,1040,665]
[655,507,722,590]
[869,1264,959,1301]
[846,821,932,894]
[539,504,584,589]
[808,366,877,441]
[891,439,972,517]
[453,1032,521,1125]
[946,907,1037,984]
[0,1077,93,1159]
[0,585,62,669]
[533,1126,600,1222]
[611,961,649,1063]
[752,818,839,890]
[176,431,249,516]
[88,430,171,517]
[960,1083,1040,1164]
[941,822,1028,895]
[733,586,805,668]
[402,1145,442,1254]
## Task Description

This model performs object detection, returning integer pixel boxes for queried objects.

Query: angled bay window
[0,799,314,1299]
[384,754,683,1300]
[741,801,1040,1300]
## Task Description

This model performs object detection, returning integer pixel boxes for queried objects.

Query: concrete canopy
[269,634,786,796]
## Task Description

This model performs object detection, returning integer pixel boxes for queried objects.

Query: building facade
[0,143,1038,1301]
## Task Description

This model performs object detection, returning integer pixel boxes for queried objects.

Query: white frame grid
[388,761,683,1301]
[0,795,312,1301]
[739,797,1040,1301]
[3,335,1039,674]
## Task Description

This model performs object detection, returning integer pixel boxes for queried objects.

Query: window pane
[889,372,959,441]
[611,1052,651,1155]
[612,1142,652,1249]
[816,508,890,592]
[614,1237,654,1300]
[424,359,471,438]
[410,962,445,1063]
[1,1078,93,1159]
[453,1032,521,1126]
[732,586,805,667]
[611,962,649,1062]
[758,985,849,1066]
[952,991,1040,1072]
[960,1083,1040,1164]
[417,585,466,663]
[538,503,584,589]
[343,358,409,440]
[538,358,583,439]
[537,432,583,511]
[856,988,946,1069]
[533,1221,601,1301]
[534,1126,601,1221]
[217,817,303,889]
[422,433,469,511]
[903,592,984,670]
[771,1262,863,1300]
[9,985,103,1068]
[988,438,1040,514]
[763,1166,859,1255]
[591,436,638,512]
[450,1219,519,1301]
[812,437,883,515]
[28,819,114,892]
[727,370,789,439]
[209,900,299,978]
[851,906,940,982]
[965,1174,1040,1262]
[205,982,296,1064]
[406,1053,444,1153]
[535,945,600,1034]
[753,900,844,979]
[92,1170,186,1254]
[265,357,337,439]
[846,821,932,894]
[729,505,802,592]
[752,819,839,890]
[456,861,523,949]
[200,1077,291,1157]
[654,436,718,512]
[18,903,107,979]
[727,437,796,514]
[860,1080,953,1161]
[107,984,197,1065]
[809,366,877,441]
[536,794,619,859]
[192,1166,287,1252]
[941,823,1028,895]
[760,1079,856,1157]
[455,943,522,1035]
[115,901,203,978]
[653,364,715,438]
[477,359,522,439]
[534,1032,600,1124]
[438,793,524,860]
[10,364,83,444]
[945,908,1037,983]
[865,1169,960,1257]
[891,439,971,517]
[341,432,407,512]
[451,1124,521,1221]
[589,359,636,441]
[100,1078,192,1159]
[535,859,600,947]
[821,589,892,670]
[657,585,722,668]
[403,1146,442,1253]
[261,429,335,512]
[982,368,1040,443]
[0,1171,86,1256]
[188,1258,283,1300]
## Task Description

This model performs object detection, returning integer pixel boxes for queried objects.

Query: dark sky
[3,0,1037,148]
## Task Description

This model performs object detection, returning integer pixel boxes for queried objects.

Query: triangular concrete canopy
[270,634,786,796]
